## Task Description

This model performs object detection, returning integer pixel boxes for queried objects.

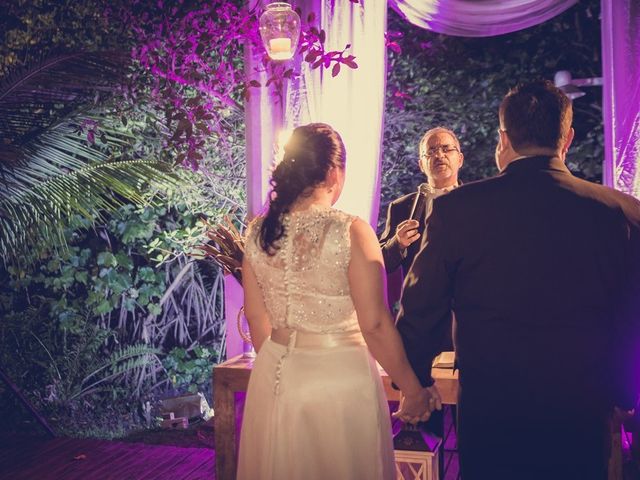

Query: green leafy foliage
[0,0,244,440]
[0,50,179,260]
[163,346,218,394]
[0,0,130,75]
[0,185,232,435]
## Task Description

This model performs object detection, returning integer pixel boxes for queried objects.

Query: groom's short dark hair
[499,80,573,152]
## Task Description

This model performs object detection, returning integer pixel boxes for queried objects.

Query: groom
[396,80,640,479]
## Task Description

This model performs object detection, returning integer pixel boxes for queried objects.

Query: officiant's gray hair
[418,127,461,158]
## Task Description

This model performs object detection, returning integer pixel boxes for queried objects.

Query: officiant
[379,127,464,277]
[378,127,464,443]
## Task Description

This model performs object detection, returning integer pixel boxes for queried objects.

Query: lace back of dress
[245,206,358,333]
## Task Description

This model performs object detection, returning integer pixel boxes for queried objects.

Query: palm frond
[0,51,127,165]
[0,52,179,263]
[0,156,178,258]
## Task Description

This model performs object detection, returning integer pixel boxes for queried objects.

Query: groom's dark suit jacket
[397,156,640,478]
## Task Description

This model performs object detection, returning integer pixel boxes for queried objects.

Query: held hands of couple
[392,385,442,425]
[395,220,421,249]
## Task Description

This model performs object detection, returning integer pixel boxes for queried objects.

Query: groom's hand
[392,385,442,424]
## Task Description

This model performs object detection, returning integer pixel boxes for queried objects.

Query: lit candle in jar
[269,37,292,59]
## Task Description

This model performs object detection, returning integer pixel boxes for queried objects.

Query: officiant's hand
[395,220,420,249]
[393,385,442,424]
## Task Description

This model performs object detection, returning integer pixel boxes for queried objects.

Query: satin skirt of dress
[236,334,395,480]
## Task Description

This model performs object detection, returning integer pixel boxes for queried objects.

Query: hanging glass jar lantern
[259,2,301,61]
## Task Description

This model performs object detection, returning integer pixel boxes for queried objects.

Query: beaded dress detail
[237,205,395,480]
[244,204,359,333]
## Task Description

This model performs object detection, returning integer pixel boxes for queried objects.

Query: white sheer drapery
[602,0,640,198]
[244,1,386,223]
[283,0,387,223]
[389,0,577,37]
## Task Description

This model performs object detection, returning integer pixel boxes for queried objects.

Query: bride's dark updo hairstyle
[259,123,346,255]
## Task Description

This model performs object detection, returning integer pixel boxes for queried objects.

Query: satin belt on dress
[270,329,365,349]
[269,329,366,395]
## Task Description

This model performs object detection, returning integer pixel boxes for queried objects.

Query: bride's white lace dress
[237,204,395,480]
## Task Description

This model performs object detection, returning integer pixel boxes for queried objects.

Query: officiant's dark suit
[379,128,462,363]
[380,185,457,275]
[397,81,640,480]
[379,129,462,448]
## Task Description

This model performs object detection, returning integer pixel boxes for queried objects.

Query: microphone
[408,184,430,221]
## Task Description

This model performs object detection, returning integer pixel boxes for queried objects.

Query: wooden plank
[178,453,215,480]
[135,445,212,480]
[61,440,147,480]
[0,437,80,478]
[0,436,47,464]
[0,437,215,480]
[117,443,184,480]
[97,442,166,480]
[12,438,105,479]
[214,364,239,480]
[43,438,122,479]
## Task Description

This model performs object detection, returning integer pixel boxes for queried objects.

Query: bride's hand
[392,385,442,424]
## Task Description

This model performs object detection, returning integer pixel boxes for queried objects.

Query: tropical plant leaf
[0,51,178,263]
[71,343,162,401]
[0,51,127,165]
[0,156,178,258]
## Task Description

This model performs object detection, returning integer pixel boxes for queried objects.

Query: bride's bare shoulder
[349,217,378,246]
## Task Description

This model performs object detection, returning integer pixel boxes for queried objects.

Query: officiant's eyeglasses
[422,145,459,158]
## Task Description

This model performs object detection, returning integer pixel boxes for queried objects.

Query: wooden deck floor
[0,406,460,479]
[0,436,214,480]
[0,433,459,480]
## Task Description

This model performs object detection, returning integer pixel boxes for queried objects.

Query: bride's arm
[242,257,271,353]
[348,218,437,420]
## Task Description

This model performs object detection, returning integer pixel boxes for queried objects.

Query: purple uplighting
[2,1,639,479]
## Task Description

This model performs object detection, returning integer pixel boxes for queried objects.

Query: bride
[237,123,438,480]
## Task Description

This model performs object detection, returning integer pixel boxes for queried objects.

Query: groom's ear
[562,127,575,154]
[498,128,517,156]
[499,129,510,149]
